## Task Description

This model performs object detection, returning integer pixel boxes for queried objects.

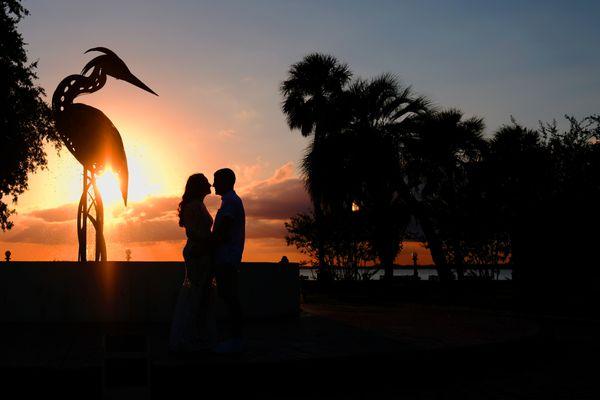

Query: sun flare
[95,169,124,208]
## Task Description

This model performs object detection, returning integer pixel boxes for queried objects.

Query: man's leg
[215,263,243,339]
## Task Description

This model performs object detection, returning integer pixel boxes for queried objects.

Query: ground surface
[0,298,598,399]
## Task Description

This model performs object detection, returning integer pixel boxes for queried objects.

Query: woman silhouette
[169,173,215,352]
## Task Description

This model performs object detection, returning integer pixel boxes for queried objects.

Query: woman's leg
[169,258,194,350]
[184,257,201,339]
[187,256,214,343]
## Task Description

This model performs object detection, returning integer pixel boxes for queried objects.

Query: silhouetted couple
[169,168,245,354]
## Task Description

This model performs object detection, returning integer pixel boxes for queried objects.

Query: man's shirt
[213,190,245,265]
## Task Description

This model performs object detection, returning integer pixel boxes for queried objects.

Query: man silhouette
[212,168,245,353]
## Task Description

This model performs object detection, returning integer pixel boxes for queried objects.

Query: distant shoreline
[1,261,512,270]
[298,265,513,270]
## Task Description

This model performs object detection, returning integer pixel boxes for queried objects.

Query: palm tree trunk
[396,180,451,281]
[313,197,329,282]
[418,215,451,281]
[311,133,332,283]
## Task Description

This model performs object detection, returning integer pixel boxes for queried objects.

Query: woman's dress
[169,200,216,351]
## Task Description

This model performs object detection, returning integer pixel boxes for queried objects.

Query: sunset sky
[2,0,599,262]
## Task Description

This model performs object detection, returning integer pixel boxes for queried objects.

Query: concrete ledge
[0,262,299,322]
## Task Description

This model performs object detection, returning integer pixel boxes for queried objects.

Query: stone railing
[0,262,299,323]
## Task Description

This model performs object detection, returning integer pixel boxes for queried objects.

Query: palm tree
[351,75,430,280]
[281,54,352,277]
[404,109,486,280]
[327,74,429,280]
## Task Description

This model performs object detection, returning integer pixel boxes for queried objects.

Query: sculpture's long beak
[124,72,158,96]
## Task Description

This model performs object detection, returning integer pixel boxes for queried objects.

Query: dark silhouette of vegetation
[285,211,375,280]
[282,59,430,280]
[281,54,352,280]
[282,53,600,291]
[0,0,59,230]
[339,74,429,280]
[404,109,487,280]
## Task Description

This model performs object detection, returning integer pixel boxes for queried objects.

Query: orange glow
[0,237,434,264]
[94,169,125,228]
[95,169,123,207]
[0,62,437,264]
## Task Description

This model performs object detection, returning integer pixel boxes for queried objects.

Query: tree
[292,73,429,280]
[484,121,550,282]
[404,109,487,280]
[483,115,600,289]
[281,53,352,278]
[1,0,59,230]
[444,154,511,280]
[341,74,429,279]
[285,211,375,280]
[538,116,600,289]
[281,53,600,289]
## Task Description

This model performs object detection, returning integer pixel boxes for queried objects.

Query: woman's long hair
[178,173,210,227]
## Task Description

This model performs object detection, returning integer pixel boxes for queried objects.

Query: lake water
[299,267,513,281]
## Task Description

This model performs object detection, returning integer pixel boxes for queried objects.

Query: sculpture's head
[82,47,158,96]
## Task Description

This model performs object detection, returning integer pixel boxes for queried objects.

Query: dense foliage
[0,0,59,230]
[282,53,600,285]
[285,211,376,280]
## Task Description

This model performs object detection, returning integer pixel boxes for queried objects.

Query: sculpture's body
[52,47,157,261]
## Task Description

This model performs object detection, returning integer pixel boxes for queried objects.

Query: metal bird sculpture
[52,47,157,261]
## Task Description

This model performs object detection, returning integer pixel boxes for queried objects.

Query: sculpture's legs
[77,167,89,262]
[91,175,107,261]
[76,168,107,262]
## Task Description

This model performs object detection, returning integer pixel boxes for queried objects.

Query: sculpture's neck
[52,68,107,114]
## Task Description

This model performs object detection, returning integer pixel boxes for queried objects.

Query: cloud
[29,203,77,222]
[240,162,310,220]
[111,196,180,221]
[246,219,287,239]
[234,109,258,121]
[230,157,270,185]
[107,196,184,243]
[109,218,185,243]
[270,162,295,181]
[243,179,309,219]
[2,218,75,244]
[217,129,237,141]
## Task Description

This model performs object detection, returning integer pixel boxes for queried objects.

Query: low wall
[0,262,299,323]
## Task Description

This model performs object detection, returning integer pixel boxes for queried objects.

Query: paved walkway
[0,303,539,368]
[0,314,404,369]
[303,302,540,349]
[1,303,596,398]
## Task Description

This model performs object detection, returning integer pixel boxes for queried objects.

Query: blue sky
[22,0,600,134]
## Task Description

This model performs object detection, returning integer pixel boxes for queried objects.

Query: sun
[95,169,124,208]
[92,150,168,226]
